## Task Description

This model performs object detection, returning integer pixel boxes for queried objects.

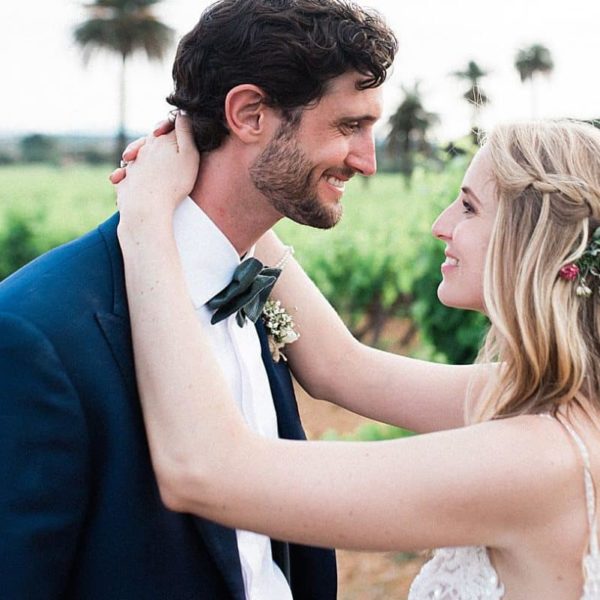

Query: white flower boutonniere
[262,299,300,362]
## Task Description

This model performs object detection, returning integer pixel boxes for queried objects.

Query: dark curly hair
[167,0,397,152]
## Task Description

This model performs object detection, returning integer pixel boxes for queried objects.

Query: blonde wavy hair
[470,120,600,423]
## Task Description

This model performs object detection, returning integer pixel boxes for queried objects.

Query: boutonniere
[262,299,300,362]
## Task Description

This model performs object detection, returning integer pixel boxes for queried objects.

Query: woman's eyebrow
[461,186,483,207]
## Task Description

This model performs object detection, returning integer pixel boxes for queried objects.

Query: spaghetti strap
[542,414,600,598]
[559,420,599,558]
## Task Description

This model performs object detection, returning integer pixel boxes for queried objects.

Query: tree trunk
[530,75,539,119]
[115,53,128,166]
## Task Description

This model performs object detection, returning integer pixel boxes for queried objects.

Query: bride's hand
[109,117,174,185]
[116,113,199,231]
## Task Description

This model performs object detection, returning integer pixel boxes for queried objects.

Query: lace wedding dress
[407,419,600,599]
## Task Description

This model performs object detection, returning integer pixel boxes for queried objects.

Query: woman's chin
[436,286,483,312]
[436,284,459,309]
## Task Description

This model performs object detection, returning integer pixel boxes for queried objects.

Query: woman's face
[431,146,499,312]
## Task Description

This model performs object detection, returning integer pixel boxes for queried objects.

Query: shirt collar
[173,197,254,309]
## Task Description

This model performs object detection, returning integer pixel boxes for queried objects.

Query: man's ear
[224,84,274,143]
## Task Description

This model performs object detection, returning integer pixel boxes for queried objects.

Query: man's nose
[346,133,377,177]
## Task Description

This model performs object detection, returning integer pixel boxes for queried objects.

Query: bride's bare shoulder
[466,415,586,537]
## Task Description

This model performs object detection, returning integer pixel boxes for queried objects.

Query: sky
[2,0,600,142]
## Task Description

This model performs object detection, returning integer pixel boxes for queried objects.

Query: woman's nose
[431,204,454,240]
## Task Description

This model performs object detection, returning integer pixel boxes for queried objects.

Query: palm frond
[74,0,174,62]
[514,44,554,82]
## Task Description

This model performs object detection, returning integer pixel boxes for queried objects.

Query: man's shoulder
[0,213,121,319]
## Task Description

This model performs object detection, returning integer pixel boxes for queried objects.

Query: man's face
[250,71,383,229]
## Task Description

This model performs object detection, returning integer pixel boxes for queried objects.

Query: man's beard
[249,120,346,229]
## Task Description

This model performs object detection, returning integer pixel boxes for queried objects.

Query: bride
[115,116,600,599]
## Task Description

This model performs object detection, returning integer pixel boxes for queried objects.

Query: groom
[0,0,396,598]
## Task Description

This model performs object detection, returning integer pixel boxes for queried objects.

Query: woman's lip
[441,255,459,274]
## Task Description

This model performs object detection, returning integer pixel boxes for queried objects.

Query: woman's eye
[462,199,475,214]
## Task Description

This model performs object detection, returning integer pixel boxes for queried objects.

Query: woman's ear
[224,84,273,144]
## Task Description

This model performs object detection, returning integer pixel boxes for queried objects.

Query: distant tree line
[386,43,556,181]
[0,5,578,180]
[0,134,118,166]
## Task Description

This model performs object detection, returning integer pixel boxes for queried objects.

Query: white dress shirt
[173,197,293,600]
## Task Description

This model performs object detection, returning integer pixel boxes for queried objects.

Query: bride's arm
[255,234,484,433]
[112,118,483,433]
[119,240,565,552]
[116,117,568,554]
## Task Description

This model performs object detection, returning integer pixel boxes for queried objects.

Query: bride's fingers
[122,137,147,162]
[174,112,197,156]
[109,167,126,184]
[153,118,175,137]
[119,110,176,162]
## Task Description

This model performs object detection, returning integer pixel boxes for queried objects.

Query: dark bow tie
[206,257,281,326]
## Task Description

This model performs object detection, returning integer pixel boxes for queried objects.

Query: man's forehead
[318,72,384,118]
[324,70,378,94]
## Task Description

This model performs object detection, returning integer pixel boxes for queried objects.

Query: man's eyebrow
[461,186,483,206]
[337,114,379,124]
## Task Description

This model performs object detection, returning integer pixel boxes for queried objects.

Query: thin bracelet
[274,245,294,270]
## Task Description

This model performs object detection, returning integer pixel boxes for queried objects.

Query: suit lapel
[255,319,304,583]
[257,321,338,598]
[192,519,246,599]
[95,214,137,399]
[256,319,307,441]
[96,214,246,599]
[95,312,137,400]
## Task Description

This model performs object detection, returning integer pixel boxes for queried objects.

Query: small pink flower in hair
[559,263,580,281]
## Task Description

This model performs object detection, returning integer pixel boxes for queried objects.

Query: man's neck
[188,150,282,256]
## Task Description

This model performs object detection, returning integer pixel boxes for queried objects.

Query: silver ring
[168,109,179,124]
[119,159,129,169]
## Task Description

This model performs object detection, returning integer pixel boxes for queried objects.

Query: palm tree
[386,83,438,182]
[452,61,490,143]
[74,0,174,163]
[515,44,554,117]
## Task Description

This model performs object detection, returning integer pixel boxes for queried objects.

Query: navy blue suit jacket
[0,214,336,599]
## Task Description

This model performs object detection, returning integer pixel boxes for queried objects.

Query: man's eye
[340,122,360,134]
